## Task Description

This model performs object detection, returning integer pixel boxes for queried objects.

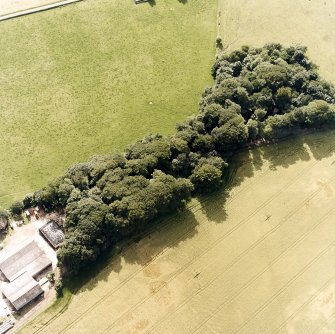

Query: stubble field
[17,130,335,334]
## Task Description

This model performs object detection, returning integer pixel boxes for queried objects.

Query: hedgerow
[22,44,335,276]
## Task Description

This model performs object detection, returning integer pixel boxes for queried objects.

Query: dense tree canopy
[23,44,335,276]
[0,209,9,232]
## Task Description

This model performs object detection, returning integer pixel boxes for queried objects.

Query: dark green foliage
[191,164,222,193]
[0,209,9,231]
[216,36,223,49]
[211,43,335,118]
[190,156,227,193]
[9,201,23,216]
[55,279,63,298]
[110,171,193,232]
[0,209,9,221]
[211,111,248,152]
[210,43,335,138]
[275,87,292,110]
[22,194,35,209]
[27,44,335,277]
[33,180,61,212]
[47,272,55,284]
[58,197,111,275]
[246,119,259,140]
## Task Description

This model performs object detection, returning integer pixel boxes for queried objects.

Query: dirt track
[0,0,81,20]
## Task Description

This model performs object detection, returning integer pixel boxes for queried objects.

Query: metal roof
[1,272,43,311]
[0,320,14,334]
[0,241,52,281]
[39,221,65,249]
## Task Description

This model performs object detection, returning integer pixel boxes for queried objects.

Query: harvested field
[17,130,335,333]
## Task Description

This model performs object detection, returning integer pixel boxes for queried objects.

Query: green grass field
[0,0,217,207]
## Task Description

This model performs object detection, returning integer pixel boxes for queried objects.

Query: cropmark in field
[17,131,335,333]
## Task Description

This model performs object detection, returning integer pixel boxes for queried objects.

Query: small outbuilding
[1,272,43,311]
[0,241,52,282]
[0,320,14,334]
[39,221,65,249]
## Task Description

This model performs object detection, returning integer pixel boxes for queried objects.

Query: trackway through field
[18,130,335,334]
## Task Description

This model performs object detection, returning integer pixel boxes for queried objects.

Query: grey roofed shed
[0,320,14,334]
[39,221,65,249]
[1,272,43,311]
[0,241,51,282]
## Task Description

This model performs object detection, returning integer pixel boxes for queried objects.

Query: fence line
[0,0,82,22]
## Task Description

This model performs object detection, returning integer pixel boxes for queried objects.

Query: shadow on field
[147,0,187,6]
[67,130,335,293]
[66,207,199,293]
[198,129,335,224]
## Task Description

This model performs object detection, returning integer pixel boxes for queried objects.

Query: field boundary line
[30,160,271,334]
[0,0,82,22]
[143,192,335,334]
[102,174,335,333]
[272,275,335,334]
[57,153,335,334]
[312,310,335,334]
[15,291,74,334]
[190,242,335,333]
[233,209,335,333]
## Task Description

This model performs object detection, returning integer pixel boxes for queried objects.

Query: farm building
[0,241,51,282]
[0,320,14,334]
[1,272,43,311]
[39,221,65,249]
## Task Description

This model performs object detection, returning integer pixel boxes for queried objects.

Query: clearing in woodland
[17,130,335,333]
[0,0,216,207]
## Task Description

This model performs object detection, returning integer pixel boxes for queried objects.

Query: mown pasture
[17,130,335,333]
[0,0,216,207]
